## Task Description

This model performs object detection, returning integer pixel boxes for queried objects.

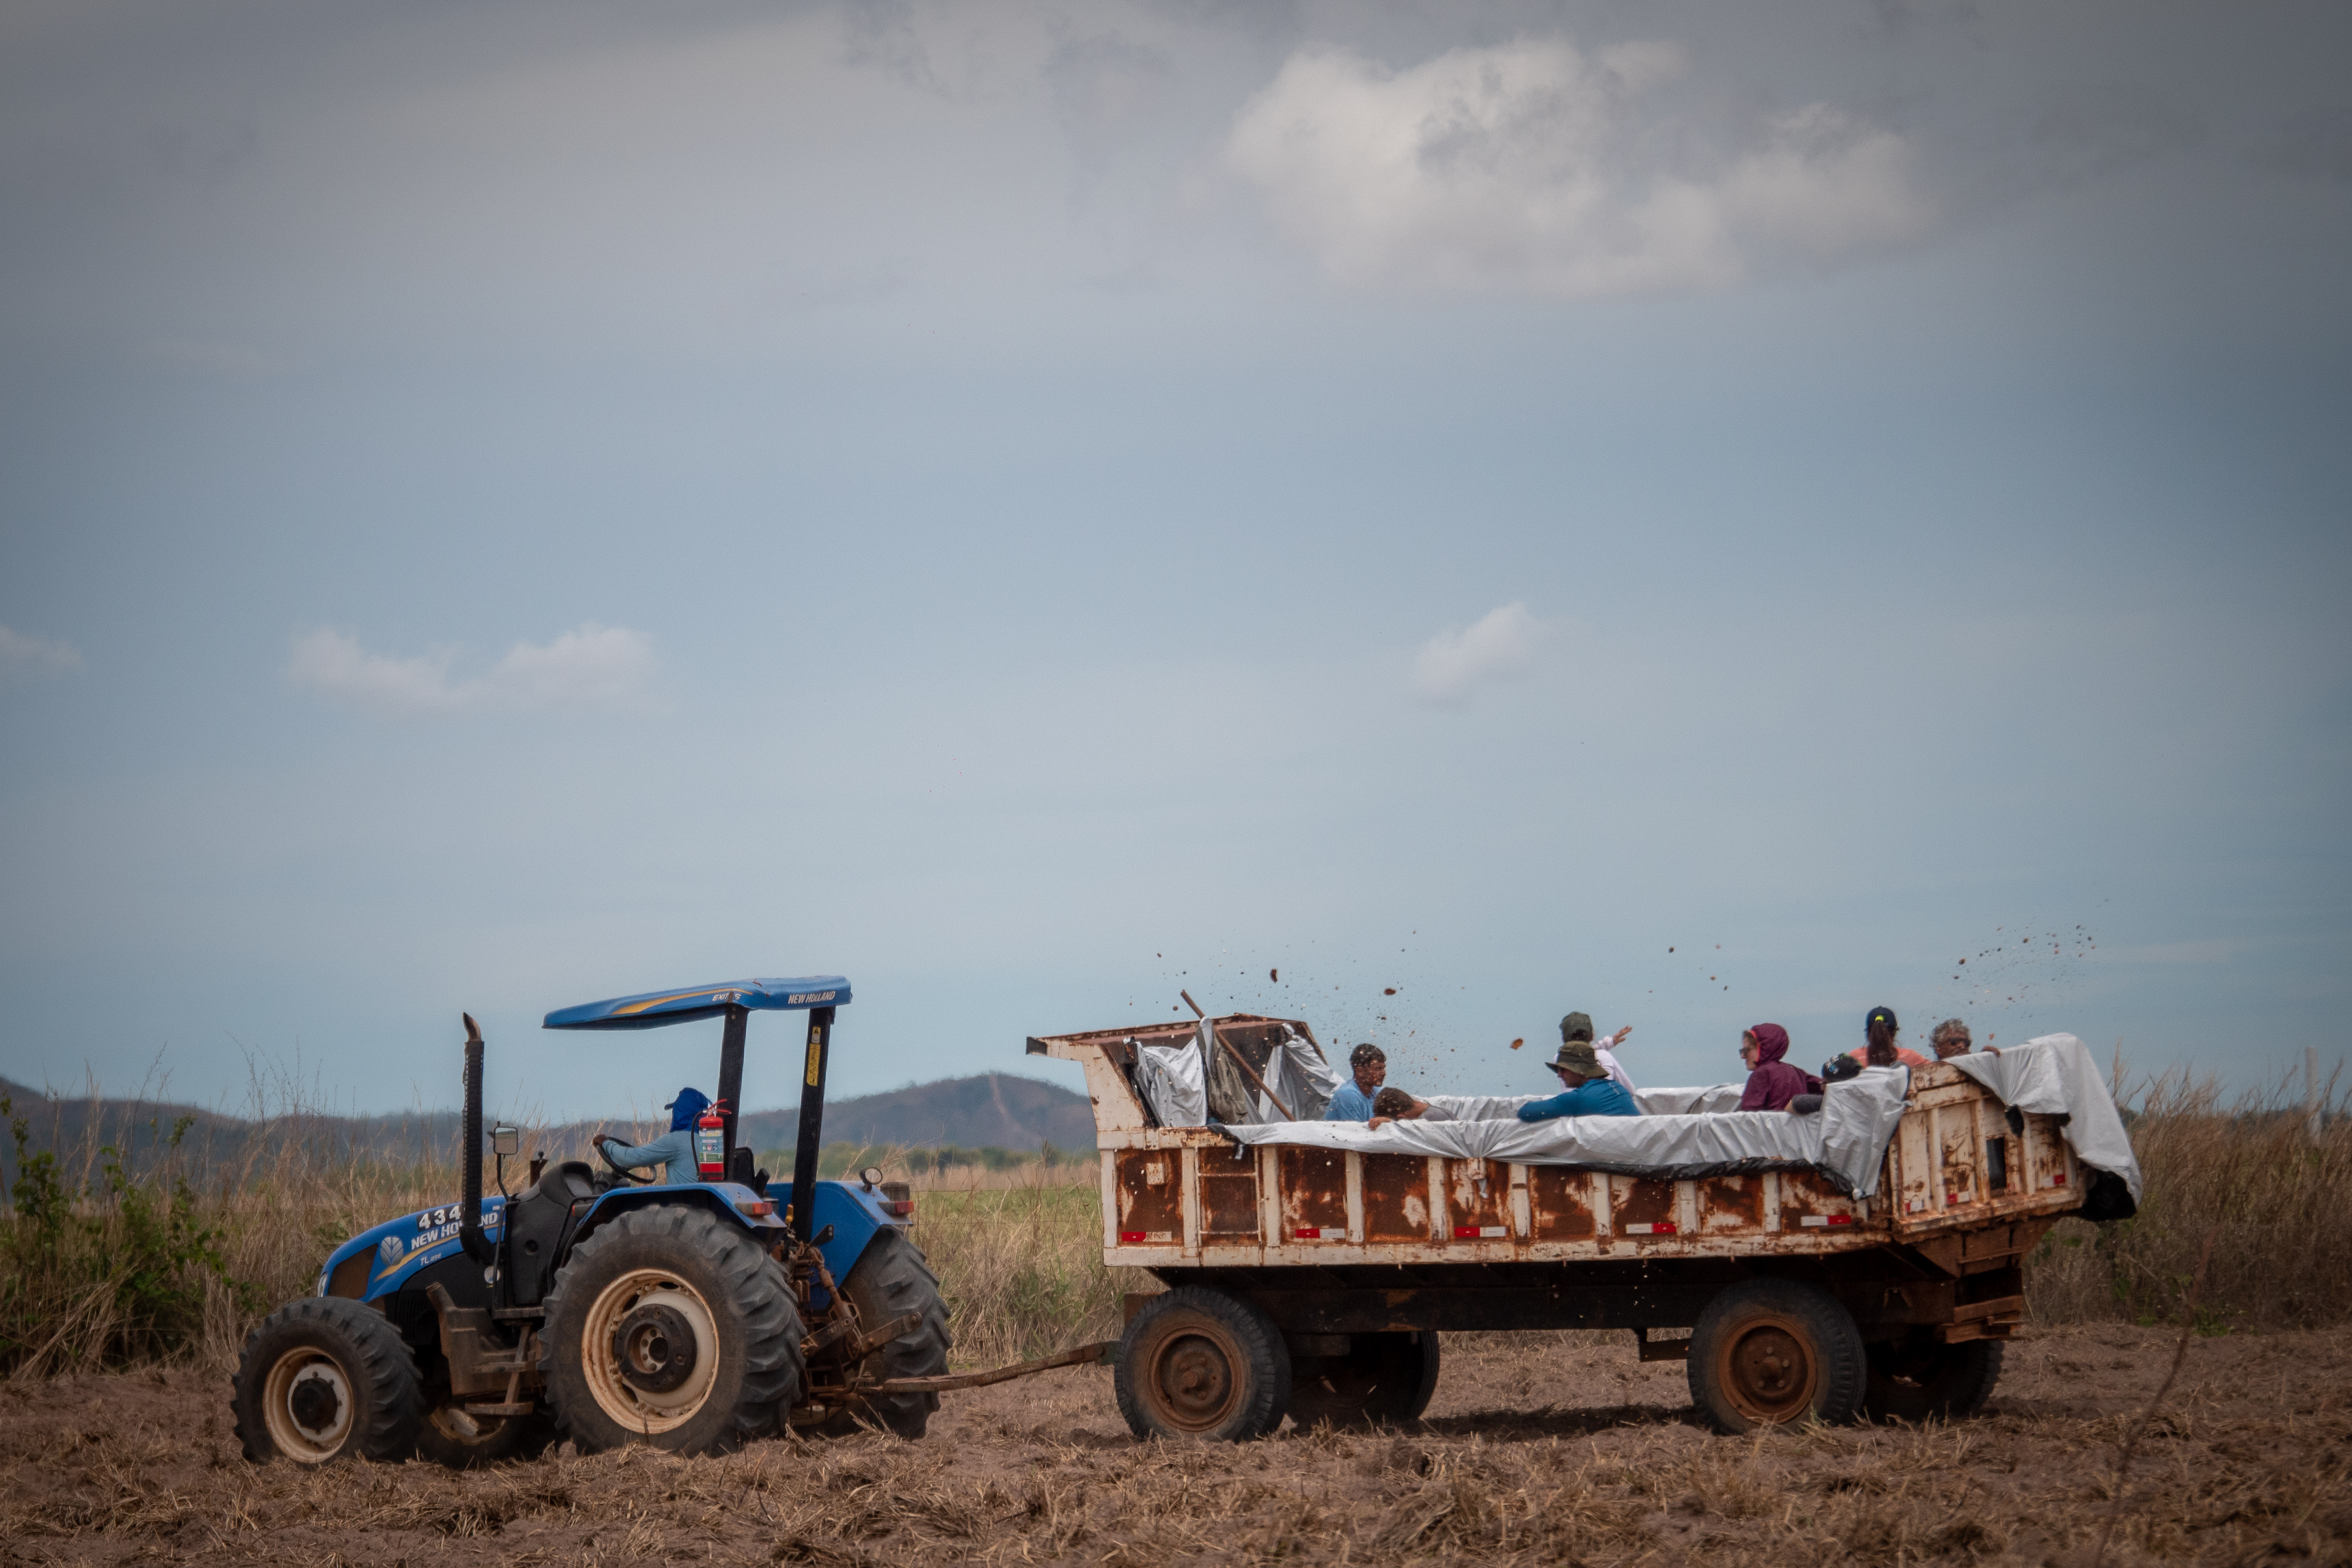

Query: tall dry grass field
[3,1064,2345,1380]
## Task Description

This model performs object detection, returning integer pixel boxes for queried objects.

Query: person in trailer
[1559,1011,1637,1093]
[593,1086,710,1184]
[1516,1041,1639,1122]
[1323,1043,1388,1121]
[1824,1005,1932,1080]
[1737,1025,1821,1112]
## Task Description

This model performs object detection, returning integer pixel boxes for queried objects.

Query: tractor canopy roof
[542,976,852,1031]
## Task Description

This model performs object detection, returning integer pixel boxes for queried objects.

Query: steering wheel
[593,1135,656,1186]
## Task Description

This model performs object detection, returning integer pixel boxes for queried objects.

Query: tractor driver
[593,1086,710,1184]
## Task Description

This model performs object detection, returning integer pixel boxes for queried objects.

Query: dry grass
[0,1324,2345,1566]
[4,1062,2348,1380]
[2026,1065,2351,1331]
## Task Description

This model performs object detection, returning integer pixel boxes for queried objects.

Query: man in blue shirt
[1517,1042,1639,1122]
[594,1086,711,1183]
[1323,1043,1386,1121]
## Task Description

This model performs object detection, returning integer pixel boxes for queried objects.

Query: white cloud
[1411,602,1554,708]
[0,625,84,686]
[286,623,657,716]
[1226,38,1934,297]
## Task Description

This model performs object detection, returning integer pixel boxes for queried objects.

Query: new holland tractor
[230,976,954,1465]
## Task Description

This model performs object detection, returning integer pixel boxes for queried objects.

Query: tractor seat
[538,1160,599,1204]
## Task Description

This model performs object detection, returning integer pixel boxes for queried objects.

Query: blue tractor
[230,976,953,1465]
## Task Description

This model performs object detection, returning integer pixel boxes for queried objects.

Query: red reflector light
[734,1200,774,1218]
[1454,1226,1479,1238]
[1654,1222,1677,1234]
[881,1201,915,1218]
[2053,1173,2067,1186]
[1293,1226,1322,1239]
[1827,1214,1853,1226]
[1119,1230,1148,1244]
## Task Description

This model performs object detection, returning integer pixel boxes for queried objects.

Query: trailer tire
[1862,1334,2004,1423]
[540,1204,805,1456]
[1286,1332,1441,1428]
[1115,1287,1291,1442]
[1687,1279,1866,1434]
[805,1229,953,1439]
[231,1297,424,1464]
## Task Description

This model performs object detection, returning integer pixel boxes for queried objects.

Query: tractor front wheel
[540,1204,806,1456]
[231,1297,424,1464]
[803,1229,953,1439]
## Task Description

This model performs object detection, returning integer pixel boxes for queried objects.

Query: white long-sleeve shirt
[1593,1031,1636,1094]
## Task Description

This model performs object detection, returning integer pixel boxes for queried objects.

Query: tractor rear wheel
[805,1229,953,1439]
[1862,1334,2004,1423]
[1687,1278,1866,1435]
[1286,1331,1441,1428]
[540,1204,805,1456]
[1114,1287,1291,1441]
[231,1297,424,1464]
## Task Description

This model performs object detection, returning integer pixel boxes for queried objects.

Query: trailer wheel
[1115,1287,1291,1442]
[1286,1332,1441,1427]
[1862,1334,2004,1423]
[805,1229,953,1439]
[1687,1279,1865,1434]
[231,1297,424,1464]
[541,1204,806,1456]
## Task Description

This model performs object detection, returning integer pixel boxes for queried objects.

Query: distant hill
[0,1071,1094,1188]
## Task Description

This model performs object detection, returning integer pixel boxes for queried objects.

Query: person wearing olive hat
[1516,1039,1640,1122]
[1560,1011,1637,1094]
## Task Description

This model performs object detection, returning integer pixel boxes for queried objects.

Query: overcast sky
[2,0,2347,1122]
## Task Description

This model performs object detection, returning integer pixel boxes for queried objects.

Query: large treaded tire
[1287,1331,1441,1428]
[1687,1278,1867,1435]
[1863,1335,2005,1423]
[1115,1287,1291,1442]
[807,1229,953,1439]
[231,1297,424,1464]
[540,1204,805,1456]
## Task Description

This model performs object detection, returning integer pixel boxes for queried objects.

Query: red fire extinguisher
[695,1102,728,1181]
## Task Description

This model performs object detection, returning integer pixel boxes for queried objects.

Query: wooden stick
[1180,990,1296,1121]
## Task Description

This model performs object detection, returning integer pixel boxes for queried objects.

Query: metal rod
[789,1006,835,1242]
[1180,990,1295,1121]
[716,1004,749,1164]
[868,1339,1115,1394]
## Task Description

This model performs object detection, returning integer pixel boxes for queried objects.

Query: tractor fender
[763,1180,909,1307]
[317,1196,512,1305]
[570,1181,789,1250]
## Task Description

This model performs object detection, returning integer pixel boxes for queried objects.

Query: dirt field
[1,1324,2344,1567]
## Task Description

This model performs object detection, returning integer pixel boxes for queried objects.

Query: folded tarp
[1225,1066,1915,1197]
[1948,1032,2143,1208]
[1135,1025,1342,1128]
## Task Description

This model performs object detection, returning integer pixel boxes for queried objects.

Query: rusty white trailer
[1028,1014,2120,1440]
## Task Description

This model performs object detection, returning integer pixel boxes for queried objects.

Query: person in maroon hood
[1736,1023,1821,1112]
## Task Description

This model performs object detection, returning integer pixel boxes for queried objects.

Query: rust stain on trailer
[1278,1147,1347,1240]
[1697,1174,1764,1234]
[1939,1120,1980,1209]
[1115,1151,1181,1240]
[1444,1160,1513,1239]
[1363,1154,1432,1242]
[1777,1169,1857,1229]
[1527,1168,1599,1240]
[1610,1177,1679,1237]
[1201,1172,1260,1239]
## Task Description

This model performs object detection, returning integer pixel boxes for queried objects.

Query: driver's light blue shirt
[602,1128,695,1183]
[1325,1083,1376,1121]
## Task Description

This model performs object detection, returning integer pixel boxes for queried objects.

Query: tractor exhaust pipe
[459,1013,495,1266]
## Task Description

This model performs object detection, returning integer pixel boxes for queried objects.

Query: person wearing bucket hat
[1561,1010,1638,1094]
[1515,1038,1639,1122]
[593,1086,712,1185]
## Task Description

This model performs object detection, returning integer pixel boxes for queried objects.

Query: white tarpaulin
[1253,1027,1341,1124]
[1225,1066,1916,1197]
[1948,1032,2143,1204]
[1134,1038,1206,1128]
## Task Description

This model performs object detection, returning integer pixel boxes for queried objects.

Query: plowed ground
[1,1324,2344,1566]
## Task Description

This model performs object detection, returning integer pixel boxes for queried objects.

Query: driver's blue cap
[665,1087,710,1131]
